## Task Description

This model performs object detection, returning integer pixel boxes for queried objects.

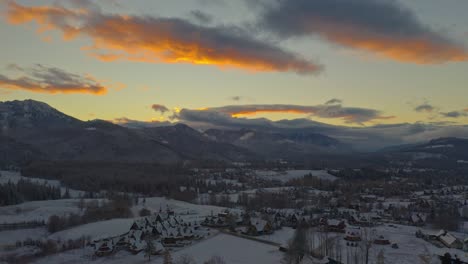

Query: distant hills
[1,99,467,169]
[379,137,468,169]
[204,128,352,160]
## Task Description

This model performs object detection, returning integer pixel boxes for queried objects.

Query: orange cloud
[320,23,468,64]
[6,2,322,75]
[0,64,106,95]
[231,109,311,118]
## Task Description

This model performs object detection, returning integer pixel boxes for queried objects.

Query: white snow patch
[48,219,133,241]
[0,171,85,198]
[0,228,48,246]
[0,199,81,224]
[239,131,255,141]
[425,144,454,149]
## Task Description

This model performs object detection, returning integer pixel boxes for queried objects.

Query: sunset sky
[1,0,468,130]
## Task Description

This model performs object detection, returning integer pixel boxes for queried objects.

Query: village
[2,167,468,263]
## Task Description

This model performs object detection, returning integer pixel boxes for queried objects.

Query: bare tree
[176,254,197,264]
[164,250,173,264]
[377,249,385,264]
[144,238,154,262]
[204,255,225,264]
[360,228,376,264]
[284,224,307,264]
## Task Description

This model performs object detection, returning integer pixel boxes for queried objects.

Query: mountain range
[1,99,467,169]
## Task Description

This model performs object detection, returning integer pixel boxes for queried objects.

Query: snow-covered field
[132,197,239,222]
[371,224,468,264]
[0,171,85,198]
[48,218,134,242]
[259,224,468,264]
[255,170,338,182]
[0,195,233,225]
[168,233,283,264]
[32,233,284,264]
[260,227,295,246]
[0,199,81,224]
[0,227,48,246]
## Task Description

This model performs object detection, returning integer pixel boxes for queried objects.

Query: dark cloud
[0,64,106,94]
[175,103,393,125]
[151,104,169,114]
[258,0,468,63]
[230,96,242,101]
[189,10,214,24]
[7,1,322,75]
[325,98,342,105]
[414,103,435,113]
[440,111,468,118]
[176,108,273,129]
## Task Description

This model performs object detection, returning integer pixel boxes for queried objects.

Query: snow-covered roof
[439,232,459,246]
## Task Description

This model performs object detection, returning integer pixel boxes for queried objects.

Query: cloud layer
[6,2,322,75]
[174,102,394,125]
[169,105,467,150]
[111,117,171,129]
[0,64,106,94]
[259,0,468,64]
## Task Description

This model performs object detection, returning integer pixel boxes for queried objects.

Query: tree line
[0,179,61,206]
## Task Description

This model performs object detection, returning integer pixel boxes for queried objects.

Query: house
[322,219,346,233]
[463,238,468,252]
[94,212,204,257]
[349,214,374,227]
[114,234,130,249]
[409,213,427,226]
[245,218,273,236]
[374,235,390,245]
[128,239,145,254]
[439,232,463,249]
[201,213,231,228]
[418,229,463,249]
[420,229,446,241]
[95,239,114,257]
[344,228,361,242]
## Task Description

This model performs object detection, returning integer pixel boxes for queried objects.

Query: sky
[0,0,468,135]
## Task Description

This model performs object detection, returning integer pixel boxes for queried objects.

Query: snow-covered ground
[168,233,283,264]
[371,224,468,264]
[257,224,468,264]
[132,197,239,222]
[0,170,85,198]
[255,170,338,183]
[2,187,467,263]
[0,199,81,224]
[48,218,134,242]
[32,233,284,264]
[0,227,48,246]
[260,227,295,246]
[0,196,233,225]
